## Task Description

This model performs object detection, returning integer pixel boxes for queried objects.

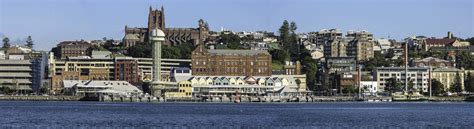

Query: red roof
[425,39,455,45]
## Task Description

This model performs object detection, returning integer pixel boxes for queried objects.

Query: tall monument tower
[150,27,165,96]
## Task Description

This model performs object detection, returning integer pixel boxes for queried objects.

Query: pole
[429,66,432,98]
[358,65,361,99]
[405,42,408,93]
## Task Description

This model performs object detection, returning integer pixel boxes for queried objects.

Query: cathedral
[123,6,210,47]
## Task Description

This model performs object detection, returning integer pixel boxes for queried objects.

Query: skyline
[1,0,473,50]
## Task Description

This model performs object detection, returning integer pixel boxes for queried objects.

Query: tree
[465,73,474,92]
[408,79,416,93]
[279,20,290,46]
[450,73,463,93]
[385,78,402,95]
[431,79,445,95]
[218,33,241,49]
[127,42,152,58]
[269,49,289,64]
[2,37,10,49]
[466,37,474,46]
[26,36,34,48]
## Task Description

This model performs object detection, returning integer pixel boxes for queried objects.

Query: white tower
[150,28,165,96]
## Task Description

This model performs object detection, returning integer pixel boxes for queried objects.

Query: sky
[0,0,473,50]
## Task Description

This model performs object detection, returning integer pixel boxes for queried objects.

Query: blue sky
[1,0,473,50]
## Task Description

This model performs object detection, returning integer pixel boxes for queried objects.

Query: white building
[190,75,310,97]
[375,67,430,93]
[360,81,378,95]
[62,80,142,96]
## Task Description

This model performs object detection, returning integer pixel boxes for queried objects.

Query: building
[191,75,309,97]
[412,57,454,68]
[360,81,378,95]
[62,80,142,96]
[431,67,464,92]
[375,39,392,54]
[324,39,347,57]
[50,54,191,94]
[0,52,48,93]
[123,6,209,47]
[57,41,93,59]
[375,67,430,93]
[325,57,357,73]
[164,80,193,98]
[283,61,301,75]
[308,29,343,46]
[346,30,374,42]
[191,45,272,76]
[347,39,374,61]
[114,57,139,84]
[0,60,34,93]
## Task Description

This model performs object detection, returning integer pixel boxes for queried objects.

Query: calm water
[0,101,472,128]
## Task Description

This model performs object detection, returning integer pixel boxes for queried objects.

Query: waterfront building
[412,57,454,68]
[114,57,139,84]
[431,67,464,91]
[375,67,430,93]
[0,52,48,93]
[0,59,34,92]
[164,80,192,98]
[191,45,272,76]
[56,41,93,59]
[191,75,309,97]
[62,80,142,96]
[123,6,209,47]
[50,55,191,94]
[360,81,378,95]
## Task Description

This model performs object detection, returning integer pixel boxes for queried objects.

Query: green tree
[26,36,34,48]
[431,79,445,95]
[2,37,10,49]
[218,33,241,49]
[466,37,474,46]
[279,20,290,45]
[127,42,152,58]
[450,74,463,93]
[465,73,474,92]
[385,78,402,95]
[408,79,416,93]
[269,49,289,64]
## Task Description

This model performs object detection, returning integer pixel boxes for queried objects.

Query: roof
[425,39,455,45]
[63,80,142,93]
[433,67,462,72]
[415,57,450,63]
[124,34,140,40]
[208,49,269,56]
[57,41,92,47]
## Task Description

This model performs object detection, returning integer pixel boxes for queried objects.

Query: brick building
[191,45,272,76]
[57,41,93,59]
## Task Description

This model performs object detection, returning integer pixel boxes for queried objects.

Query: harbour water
[0,101,472,128]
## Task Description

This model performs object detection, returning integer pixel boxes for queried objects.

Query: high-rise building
[347,39,374,61]
[308,29,343,46]
[346,30,374,42]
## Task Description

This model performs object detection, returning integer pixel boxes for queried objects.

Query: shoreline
[0,95,472,103]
